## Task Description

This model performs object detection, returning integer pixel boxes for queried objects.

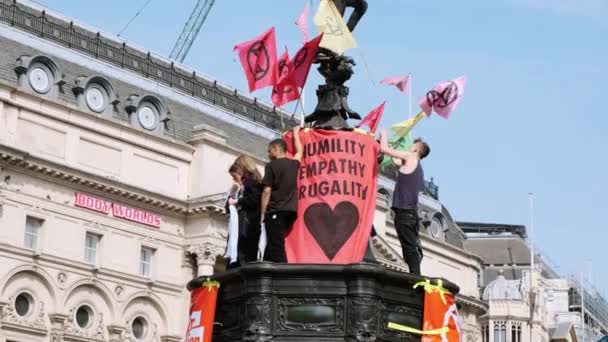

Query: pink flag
[380,75,410,94]
[234,27,278,92]
[419,75,466,119]
[355,102,385,133]
[272,48,301,107]
[295,2,309,44]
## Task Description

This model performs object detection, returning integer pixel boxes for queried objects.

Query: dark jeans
[393,208,421,275]
[264,211,297,263]
[238,211,261,264]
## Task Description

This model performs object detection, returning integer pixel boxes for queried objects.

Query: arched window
[511,322,522,342]
[494,321,506,342]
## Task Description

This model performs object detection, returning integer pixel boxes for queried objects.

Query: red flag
[292,34,323,88]
[419,75,466,119]
[283,129,379,264]
[234,27,278,92]
[185,280,219,342]
[355,102,385,133]
[272,48,301,107]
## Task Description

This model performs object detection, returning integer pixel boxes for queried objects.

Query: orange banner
[186,280,219,342]
[420,280,461,342]
[387,280,461,342]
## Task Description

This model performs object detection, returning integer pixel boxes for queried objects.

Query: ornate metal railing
[424,178,439,200]
[0,0,297,130]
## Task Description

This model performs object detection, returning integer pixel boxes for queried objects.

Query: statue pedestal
[188,262,459,342]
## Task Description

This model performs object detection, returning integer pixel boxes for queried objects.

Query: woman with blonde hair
[228,155,263,263]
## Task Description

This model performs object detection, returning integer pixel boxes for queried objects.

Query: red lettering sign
[74,193,161,228]
[74,193,112,214]
[283,129,379,264]
[112,204,161,228]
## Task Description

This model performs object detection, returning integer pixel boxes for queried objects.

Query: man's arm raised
[379,129,415,161]
[292,126,303,162]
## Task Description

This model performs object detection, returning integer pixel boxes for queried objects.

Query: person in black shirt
[228,155,263,264]
[260,126,303,262]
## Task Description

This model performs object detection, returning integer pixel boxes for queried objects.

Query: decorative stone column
[48,313,68,342]
[107,324,126,342]
[188,241,225,276]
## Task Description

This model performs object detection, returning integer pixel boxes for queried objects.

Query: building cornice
[0,1,295,133]
[0,321,48,336]
[0,242,184,294]
[456,294,488,315]
[0,145,226,217]
[0,81,195,160]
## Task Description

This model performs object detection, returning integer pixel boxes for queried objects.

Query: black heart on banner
[304,201,359,260]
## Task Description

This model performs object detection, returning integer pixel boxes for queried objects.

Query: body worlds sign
[74,193,161,228]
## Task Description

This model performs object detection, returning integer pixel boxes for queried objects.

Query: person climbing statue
[379,129,430,275]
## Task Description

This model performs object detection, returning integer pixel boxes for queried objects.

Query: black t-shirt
[262,158,300,213]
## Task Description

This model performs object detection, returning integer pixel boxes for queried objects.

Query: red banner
[185,281,219,342]
[283,129,379,264]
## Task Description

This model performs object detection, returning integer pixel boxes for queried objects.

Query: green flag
[380,133,412,170]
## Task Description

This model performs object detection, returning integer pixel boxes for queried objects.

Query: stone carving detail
[243,297,272,340]
[188,242,225,265]
[33,301,47,328]
[63,306,105,340]
[96,313,106,340]
[380,301,422,341]
[1,296,48,330]
[115,285,124,297]
[215,302,243,341]
[277,297,344,333]
[57,272,67,285]
[349,297,378,341]
[122,316,161,342]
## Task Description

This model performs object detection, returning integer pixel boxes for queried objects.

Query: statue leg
[343,0,368,32]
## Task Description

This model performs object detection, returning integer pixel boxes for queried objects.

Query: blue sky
[34,0,607,291]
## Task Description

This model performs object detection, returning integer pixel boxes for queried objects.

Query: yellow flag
[391,111,426,137]
[314,0,357,54]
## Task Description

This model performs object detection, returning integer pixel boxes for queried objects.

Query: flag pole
[408,74,413,143]
[528,192,535,342]
[409,74,413,120]
[299,88,306,127]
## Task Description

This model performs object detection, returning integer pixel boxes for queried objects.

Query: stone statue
[305,0,368,129]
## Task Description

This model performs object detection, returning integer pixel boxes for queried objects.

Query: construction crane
[169,0,216,63]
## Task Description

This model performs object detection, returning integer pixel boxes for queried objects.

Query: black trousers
[238,211,261,264]
[393,208,421,275]
[264,211,297,263]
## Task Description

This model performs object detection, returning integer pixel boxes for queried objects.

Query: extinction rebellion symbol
[425,81,459,109]
[247,41,270,81]
[294,47,308,69]
[274,59,293,95]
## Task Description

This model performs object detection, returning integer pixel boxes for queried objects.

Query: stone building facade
[0,1,487,341]
[464,223,580,342]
